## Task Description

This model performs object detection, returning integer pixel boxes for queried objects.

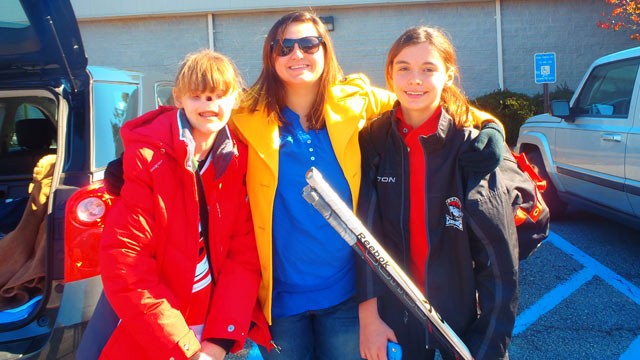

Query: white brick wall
[77,0,637,101]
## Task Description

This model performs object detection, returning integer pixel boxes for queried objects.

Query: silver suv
[516,46,640,225]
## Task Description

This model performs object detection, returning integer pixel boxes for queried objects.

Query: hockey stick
[302,167,473,360]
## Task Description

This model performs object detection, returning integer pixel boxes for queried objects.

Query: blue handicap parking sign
[534,52,556,84]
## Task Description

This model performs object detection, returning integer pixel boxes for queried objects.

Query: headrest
[15,118,56,150]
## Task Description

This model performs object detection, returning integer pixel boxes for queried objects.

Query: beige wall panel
[214,2,497,98]
[71,0,489,19]
[76,0,638,102]
[79,15,210,109]
[500,0,636,95]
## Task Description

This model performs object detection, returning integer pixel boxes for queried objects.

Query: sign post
[534,52,557,113]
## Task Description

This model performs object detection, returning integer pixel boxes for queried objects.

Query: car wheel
[525,149,568,218]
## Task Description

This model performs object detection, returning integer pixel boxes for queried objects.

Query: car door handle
[601,133,622,142]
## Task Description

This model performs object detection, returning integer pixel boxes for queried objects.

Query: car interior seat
[0,118,56,176]
[15,118,56,150]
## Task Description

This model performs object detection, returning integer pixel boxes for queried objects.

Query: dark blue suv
[0,1,154,358]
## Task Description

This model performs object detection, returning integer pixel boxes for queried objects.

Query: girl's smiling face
[274,21,325,89]
[391,42,453,126]
[174,88,238,137]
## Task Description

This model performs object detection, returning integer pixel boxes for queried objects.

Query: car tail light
[64,180,117,283]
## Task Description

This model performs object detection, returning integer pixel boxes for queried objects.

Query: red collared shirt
[396,106,441,294]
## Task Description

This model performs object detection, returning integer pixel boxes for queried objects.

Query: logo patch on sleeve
[445,197,463,231]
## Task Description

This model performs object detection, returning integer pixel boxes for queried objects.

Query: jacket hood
[121,106,180,155]
[122,106,238,177]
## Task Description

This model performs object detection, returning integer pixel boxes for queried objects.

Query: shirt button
[183,344,189,350]
[309,148,314,152]
[307,140,311,144]
[227,325,235,332]
[402,128,408,133]
[310,156,316,161]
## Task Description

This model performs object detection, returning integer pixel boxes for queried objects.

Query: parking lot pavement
[511,231,640,359]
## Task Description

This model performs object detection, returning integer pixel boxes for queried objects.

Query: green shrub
[471,89,538,147]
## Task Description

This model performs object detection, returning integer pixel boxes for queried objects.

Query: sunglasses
[271,36,324,57]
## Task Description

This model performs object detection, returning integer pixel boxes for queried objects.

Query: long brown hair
[385,26,472,128]
[244,11,343,129]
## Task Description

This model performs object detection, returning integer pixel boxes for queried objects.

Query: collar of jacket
[122,107,236,178]
[121,106,188,167]
[231,92,365,180]
[177,109,235,179]
[388,101,454,154]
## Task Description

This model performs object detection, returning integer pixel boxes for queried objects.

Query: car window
[0,1,29,28]
[155,81,174,107]
[15,104,47,120]
[93,82,140,169]
[573,58,640,117]
[10,104,51,151]
[0,99,57,154]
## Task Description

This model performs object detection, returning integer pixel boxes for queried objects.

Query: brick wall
[77,0,637,102]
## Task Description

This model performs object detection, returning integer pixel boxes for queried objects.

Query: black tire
[525,149,568,218]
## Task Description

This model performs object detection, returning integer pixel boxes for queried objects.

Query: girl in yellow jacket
[231,11,505,360]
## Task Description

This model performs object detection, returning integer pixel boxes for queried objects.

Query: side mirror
[550,100,575,122]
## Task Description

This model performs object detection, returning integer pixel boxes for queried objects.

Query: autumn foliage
[597,0,640,40]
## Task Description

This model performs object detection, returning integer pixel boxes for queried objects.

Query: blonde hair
[385,26,472,128]
[173,49,244,98]
[244,11,343,129]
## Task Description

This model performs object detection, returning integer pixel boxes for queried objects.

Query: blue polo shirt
[271,107,355,318]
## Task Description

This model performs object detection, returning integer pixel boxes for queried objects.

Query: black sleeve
[463,146,520,360]
[104,155,124,196]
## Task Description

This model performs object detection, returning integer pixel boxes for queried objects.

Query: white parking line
[547,233,640,304]
[513,232,640,357]
[621,336,640,360]
[513,267,594,335]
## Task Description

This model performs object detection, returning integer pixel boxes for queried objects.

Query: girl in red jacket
[98,49,270,359]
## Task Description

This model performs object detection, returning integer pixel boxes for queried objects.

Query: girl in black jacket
[358,26,523,360]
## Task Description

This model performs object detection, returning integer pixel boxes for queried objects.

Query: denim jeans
[76,291,118,359]
[259,297,360,360]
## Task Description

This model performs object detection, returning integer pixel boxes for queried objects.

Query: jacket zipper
[419,134,434,347]
[399,139,410,272]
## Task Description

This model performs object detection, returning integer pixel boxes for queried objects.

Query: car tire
[525,149,568,218]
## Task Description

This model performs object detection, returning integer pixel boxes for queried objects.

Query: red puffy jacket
[100,107,270,359]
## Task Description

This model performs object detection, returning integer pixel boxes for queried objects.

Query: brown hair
[385,26,472,128]
[173,49,244,99]
[244,11,343,129]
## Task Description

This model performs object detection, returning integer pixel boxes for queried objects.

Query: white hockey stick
[302,167,473,360]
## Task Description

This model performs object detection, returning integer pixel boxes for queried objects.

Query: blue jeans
[259,297,361,360]
[76,291,119,359]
